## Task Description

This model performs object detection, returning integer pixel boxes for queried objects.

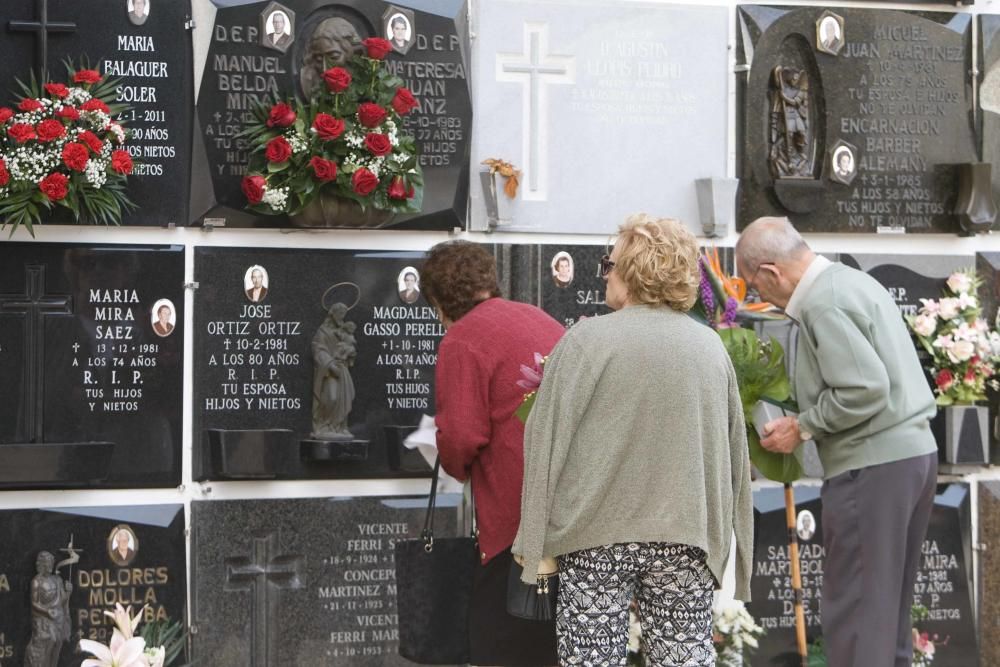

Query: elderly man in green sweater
[736,217,937,667]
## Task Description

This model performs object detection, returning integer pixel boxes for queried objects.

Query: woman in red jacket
[422,240,564,666]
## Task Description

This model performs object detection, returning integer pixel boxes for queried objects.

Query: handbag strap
[420,457,442,551]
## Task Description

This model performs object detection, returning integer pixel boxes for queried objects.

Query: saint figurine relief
[311,302,358,439]
[300,17,364,95]
[25,551,72,667]
[769,65,813,179]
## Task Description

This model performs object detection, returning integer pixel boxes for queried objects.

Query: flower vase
[942,403,989,464]
[291,192,394,228]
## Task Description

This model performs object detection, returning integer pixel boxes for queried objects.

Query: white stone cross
[496,23,575,200]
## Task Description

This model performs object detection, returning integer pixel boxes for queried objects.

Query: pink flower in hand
[517,352,545,392]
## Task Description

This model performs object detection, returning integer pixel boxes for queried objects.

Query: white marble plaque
[470,0,728,234]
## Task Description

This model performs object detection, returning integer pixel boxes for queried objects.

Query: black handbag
[395,459,477,664]
[506,556,559,621]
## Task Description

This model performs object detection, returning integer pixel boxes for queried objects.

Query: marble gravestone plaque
[191,495,461,666]
[191,0,471,230]
[976,251,1000,463]
[737,7,979,234]
[748,483,976,666]
[469,1,727,235]
[978,481,1000,666]
[747,485,825,666]
[0,243,184,488]
[193,246,442,480]
[0,0,194,227]
[0,504,187,667]
[829,253,972,318]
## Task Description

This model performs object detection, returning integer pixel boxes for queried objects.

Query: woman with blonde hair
[513,214,753,666]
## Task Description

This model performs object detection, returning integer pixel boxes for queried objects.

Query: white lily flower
[947,271,972,295]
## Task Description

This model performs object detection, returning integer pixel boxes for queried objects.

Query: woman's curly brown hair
[613,213,700,311]
[420,241,501,322]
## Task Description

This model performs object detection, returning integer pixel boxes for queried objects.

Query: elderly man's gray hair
[736,216,810,272]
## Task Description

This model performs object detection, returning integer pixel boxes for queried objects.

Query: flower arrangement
[911,603,946,667]
[241,37,423,217]
[79,604,165,667]
[713,599,765,666]
[0,65,134,236]
[689,248,778,329]
[626,598,765,666]
[906,269,1000,406]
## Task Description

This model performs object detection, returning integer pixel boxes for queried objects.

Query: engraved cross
[0,265,72,442]
[496,23,575,200]
[225,533,305,667]
[8,0,78,77]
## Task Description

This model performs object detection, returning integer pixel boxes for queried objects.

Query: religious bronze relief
[769,65,814,180]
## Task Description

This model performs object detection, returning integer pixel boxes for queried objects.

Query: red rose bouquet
[0,65,135,236]
[241,37,423,217]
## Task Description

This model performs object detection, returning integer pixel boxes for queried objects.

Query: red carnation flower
[388,176,407,200]
[44,83,68,99]
[36,119,66,143]
[56,106,80,121]
[242,175,266,204]
[19,98,43,113]
[266,102,296,128]
[78,130,104,154]
[0,107,14,124]
[265,136,292,163]
[111,150,133,175]
[323,67,352,93]
[312,113,345,141]
[81,99,110,114]
[0,159,9,187]
[8,123,37,143]
[364,132,392,157]
[39,173,69,201]
[362,37,393,60]
[73,69,102,84]
[310,156,338,182]
[357,102,387,128]
[61,142,90,171]
[351,167,379,196]
[391,88,418,115]
[935,369,955,392]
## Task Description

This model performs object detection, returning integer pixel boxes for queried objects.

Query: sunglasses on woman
[597,255,616,278]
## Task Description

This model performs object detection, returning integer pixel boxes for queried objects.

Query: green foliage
[139,618,189,666]
[718,327,802,483]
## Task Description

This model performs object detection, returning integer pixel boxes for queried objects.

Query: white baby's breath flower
[261,186,289,211]
[85,159,107,188]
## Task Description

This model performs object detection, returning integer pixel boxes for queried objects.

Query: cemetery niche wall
[0,504,187,667]
[0,0,194,227]
[0,243,184,488]
[736,6,989,235]
[191,0,471,230]
[193,246,443,480]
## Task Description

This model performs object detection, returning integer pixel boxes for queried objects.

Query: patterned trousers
[556,542,715,667]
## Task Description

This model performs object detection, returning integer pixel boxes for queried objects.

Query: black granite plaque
[192,0,471,230]
[0,243,183,488]
[736,7,979,234]
[747,483,976,666]
[191,495,461,666]
[0,0,194,227]
[830,253,972,318]
[978,481,1000,667]
[747,485,825,667]
[193,246,441,480]
[0,504,186,667]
